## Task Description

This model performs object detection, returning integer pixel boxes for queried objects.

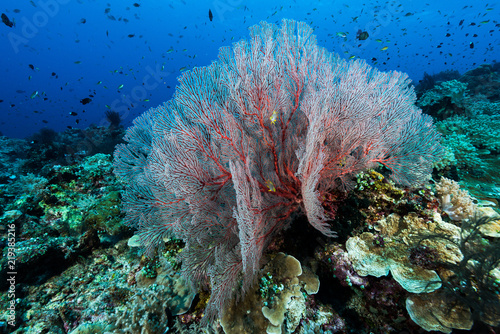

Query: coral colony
[1,16,500,334]
[114,19,443,325]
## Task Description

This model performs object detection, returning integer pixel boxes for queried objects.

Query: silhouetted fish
[209,9,213,21]
[1,13,14,27]
[356,30,369,40]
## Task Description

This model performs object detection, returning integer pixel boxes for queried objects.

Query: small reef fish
[1,13,14,27]
[356,30,369,40]
[265,180,276,192]
[270,110,278,124]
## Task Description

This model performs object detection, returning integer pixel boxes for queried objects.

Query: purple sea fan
[113,19,443,323]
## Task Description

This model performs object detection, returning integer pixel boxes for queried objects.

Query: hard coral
[417,80,469,119]
[221,253,319,334]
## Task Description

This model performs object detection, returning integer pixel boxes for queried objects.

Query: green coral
[259,272,284,307]
[434,114,500,178]
[161,237,184,271]
[437,115,500,153]
[465,98,500,116]
[80,153,114,178]
[34,154,125,236]
[356,170,404,199]
[141,258,161,279]
[82,190,123,235]
[417,80,469,119]
[439,133,482,170]
[418,80,468,108]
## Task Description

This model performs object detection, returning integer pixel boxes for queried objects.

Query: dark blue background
[0,0,497,138]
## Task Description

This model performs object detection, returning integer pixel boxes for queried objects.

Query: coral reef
[417,80,469,119]
[418,64,500,208]
[114,19,443,325]
[22,125,124,173]
[221,253,320,334]
[460,64,500,100]
[435,176,477,221]
[0,39,499,334]
[415,70,461,94]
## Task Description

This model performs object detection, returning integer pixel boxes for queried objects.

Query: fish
[1,13,14,28]
[356,30,369,40]
[270,110,278,124]
[265,180,276,192]
[469,42,474,49]
[74,61,82,64]
[29,64,35,70]
[80,98,92,105]
[209,9,213,21]
[80,18,86,24]
[336,32,347,38]
[97,81,102,85]
[381,46,389,51]
[179,67,187,71]
[30,91,38,99]
[117,84,124,90]
[69,112,78,116]
[128,34,135,38]
[133,3,140,7]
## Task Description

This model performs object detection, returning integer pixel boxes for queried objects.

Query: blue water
[0,0,497,138]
